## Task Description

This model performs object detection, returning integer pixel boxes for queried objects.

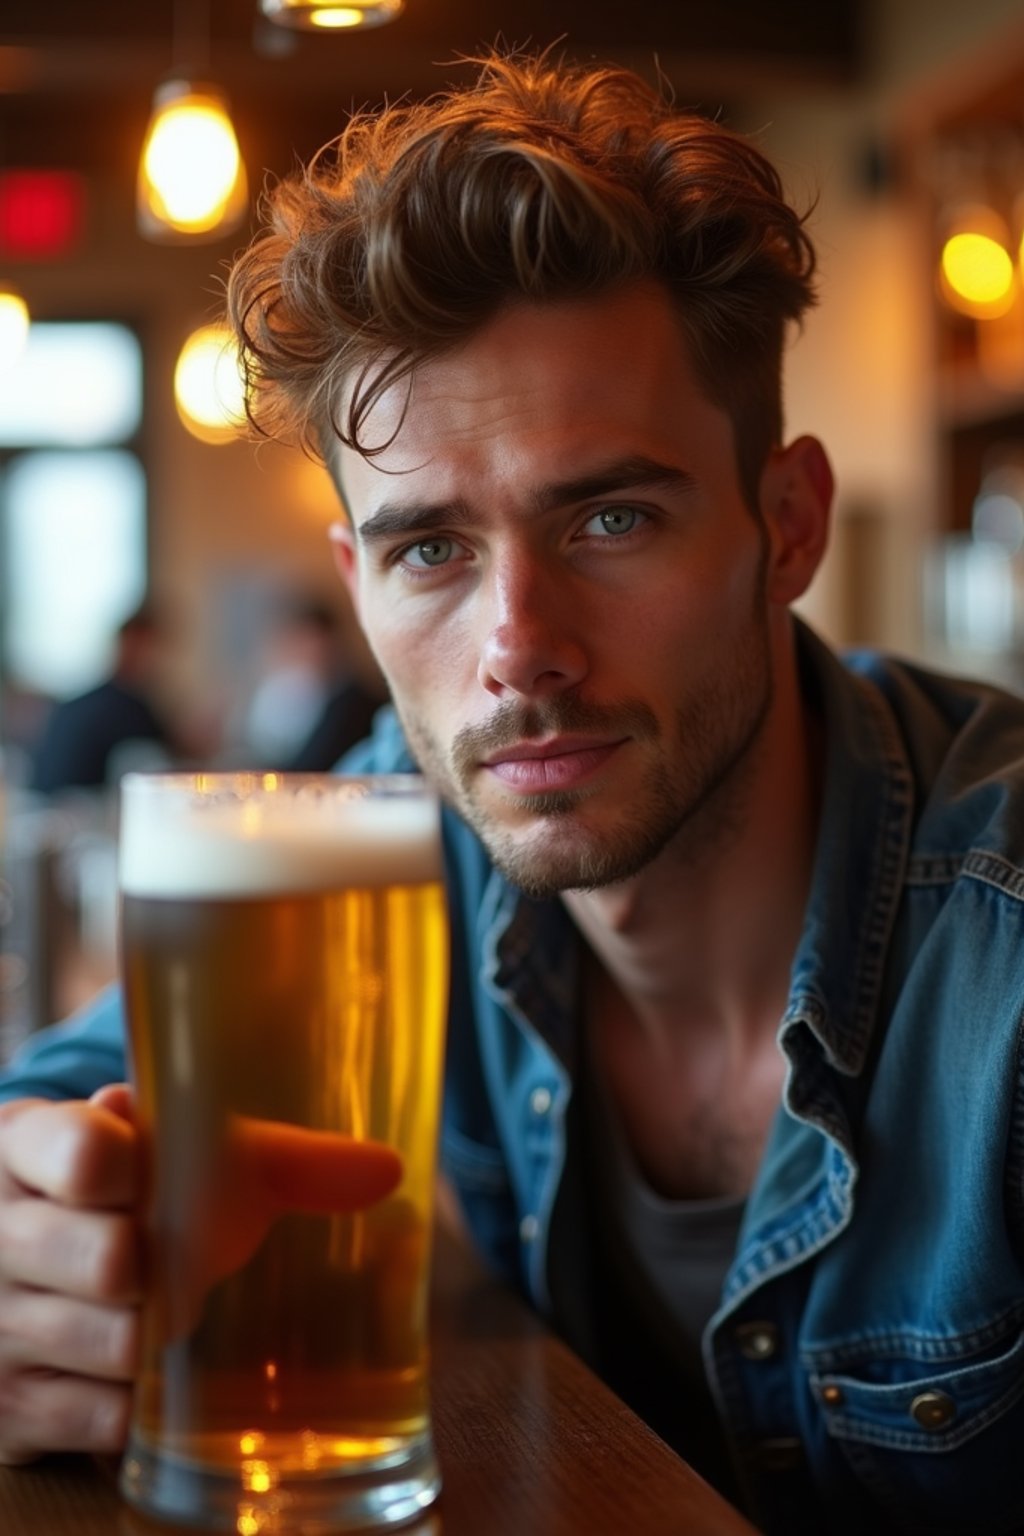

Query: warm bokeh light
[0,285,29,366]
[941,232,1014,310]
[939,205,1016,320]
[309,7,366,24]
[138,82,248,240]
[174,324,247,444]
[259,0,404,29]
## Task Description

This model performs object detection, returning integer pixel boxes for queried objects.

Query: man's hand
[0,1087,141,1465]
[0,1086,405,1465]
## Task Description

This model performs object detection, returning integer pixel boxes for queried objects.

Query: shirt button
[519,1214,540,1243]
[529,1086,553,1116]
[910,1390,956,1430]
[735,1321,780,1360]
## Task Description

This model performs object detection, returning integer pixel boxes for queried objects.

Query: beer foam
[119,782,442,898]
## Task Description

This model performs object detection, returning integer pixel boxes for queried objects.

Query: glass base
[119,1429,440,1533]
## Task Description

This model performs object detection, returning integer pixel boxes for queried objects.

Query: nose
[476,554,589,700]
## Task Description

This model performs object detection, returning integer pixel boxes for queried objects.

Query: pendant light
[258,0,404,31]
[174,323,247,444]
[137,0,248,242]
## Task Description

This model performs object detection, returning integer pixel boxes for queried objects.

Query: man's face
[334,282,793,898]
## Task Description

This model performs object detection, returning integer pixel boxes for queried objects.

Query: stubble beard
[395,599,775,902]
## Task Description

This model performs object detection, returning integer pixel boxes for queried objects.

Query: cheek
[362,600,473,714]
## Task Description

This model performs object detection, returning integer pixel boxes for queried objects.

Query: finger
[0,1287,138,1381]
[232,1117,403,1214]
[0,1099,139,1209]
[89,1084,135,1125]
[0,1199,141,1301]
[0,1372,130,1463]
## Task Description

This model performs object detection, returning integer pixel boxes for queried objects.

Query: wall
[742,0,1024,657]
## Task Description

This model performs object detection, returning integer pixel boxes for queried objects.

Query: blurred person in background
[29,605,174,796]
[240,591,385,771]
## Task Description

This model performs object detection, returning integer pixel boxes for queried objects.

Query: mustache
[452,695,659,776]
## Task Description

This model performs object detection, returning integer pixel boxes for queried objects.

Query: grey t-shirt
[600,1084,746,1367]
[547,1054,744,1498]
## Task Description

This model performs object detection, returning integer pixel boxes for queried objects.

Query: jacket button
[530,1086,553,1115]
[519,1214,540,1243]
[819,1383,844,1407]
[910,1390,955,1430]
[735,1321,780,1360]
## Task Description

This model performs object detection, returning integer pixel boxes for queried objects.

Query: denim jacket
[4,622,1024,1535]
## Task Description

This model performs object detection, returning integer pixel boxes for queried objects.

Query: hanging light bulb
[138,79,248,241]
[938,204,1016,320]
[259,0,404,30]
[0,282,29,370]
[174,322,247,443]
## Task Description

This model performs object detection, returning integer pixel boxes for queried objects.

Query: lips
[482,736,626,792]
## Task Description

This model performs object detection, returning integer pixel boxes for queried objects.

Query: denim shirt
[4,622,1024,1536]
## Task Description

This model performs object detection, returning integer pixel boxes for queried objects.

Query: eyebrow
[532,455,697,513]
[354,454,697,546]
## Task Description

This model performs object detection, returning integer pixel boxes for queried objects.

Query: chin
[483,818,657,901]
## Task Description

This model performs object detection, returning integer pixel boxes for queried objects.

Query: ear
[328,520,361,618]
[758,435,833,606]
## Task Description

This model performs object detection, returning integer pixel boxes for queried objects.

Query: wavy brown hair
[226,48,817,509]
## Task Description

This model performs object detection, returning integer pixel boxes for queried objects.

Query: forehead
[333,282,733,512]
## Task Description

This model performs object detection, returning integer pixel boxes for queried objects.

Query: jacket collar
[780,624,914,1094]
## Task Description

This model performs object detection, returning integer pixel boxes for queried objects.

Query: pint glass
[117,773,448,1532]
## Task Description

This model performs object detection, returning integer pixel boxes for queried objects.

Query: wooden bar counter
[0,1233,759,1535]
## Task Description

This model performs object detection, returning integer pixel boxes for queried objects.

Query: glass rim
[119,770,434,797]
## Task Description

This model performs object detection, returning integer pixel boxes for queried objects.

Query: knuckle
[0,1198,42,1281]
[2,1288,137,1379]
[0,1201,139,1299]
[1,1100,127,1208]
[88,1214,139,1300]
[51,1109,108,1205]
[90,1306,139,1379]
[0,1367,131,1458]
[85,1384,131,1452]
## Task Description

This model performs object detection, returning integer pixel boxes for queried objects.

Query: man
[240,591,384,770]
[30,605,173,795]
[1,50,1023,1536]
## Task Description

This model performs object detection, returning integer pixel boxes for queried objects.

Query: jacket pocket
[809,1323,1024,1534]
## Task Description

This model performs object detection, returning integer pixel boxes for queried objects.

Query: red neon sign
[0,171,86,260]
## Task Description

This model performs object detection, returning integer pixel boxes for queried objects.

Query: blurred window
[0,322,142,446]
[0,322,147,700]
[4,451,147,696]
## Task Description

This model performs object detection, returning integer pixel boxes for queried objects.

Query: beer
[118,774,448,1531]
